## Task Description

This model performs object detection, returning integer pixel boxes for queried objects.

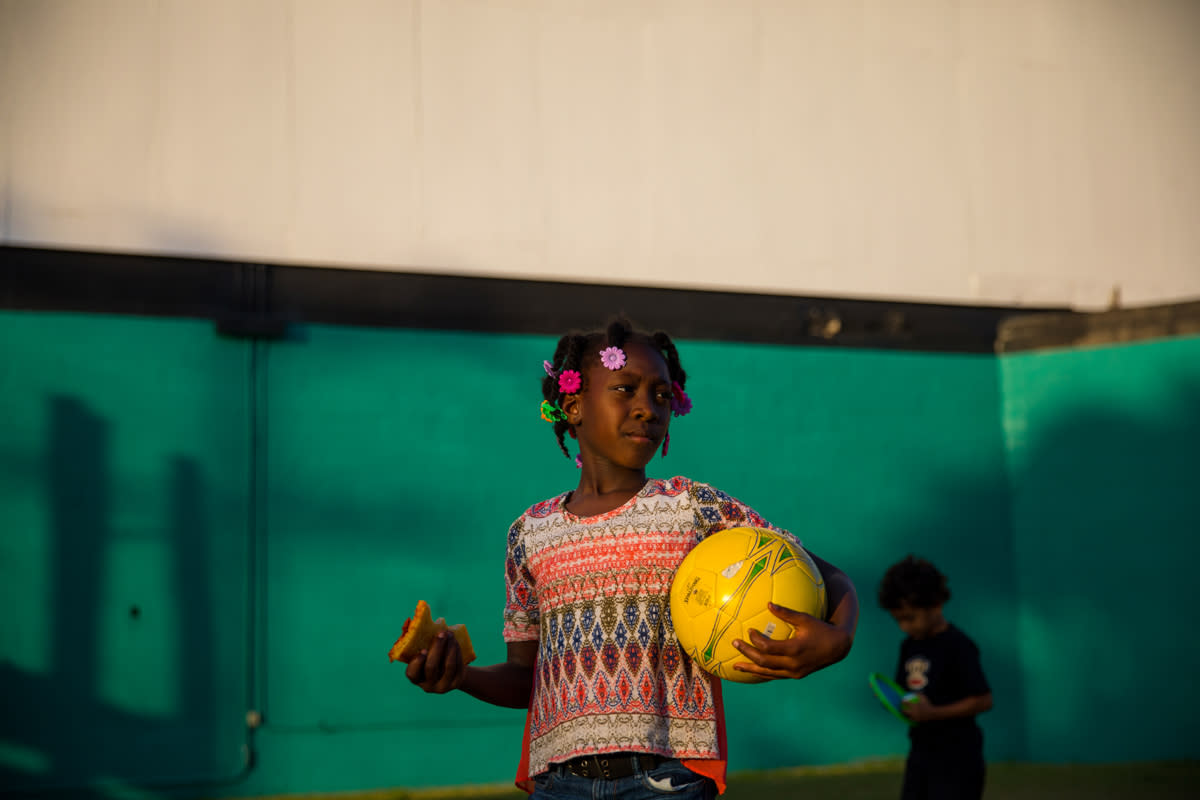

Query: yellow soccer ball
[669,527,827,683]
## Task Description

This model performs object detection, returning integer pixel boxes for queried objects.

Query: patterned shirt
[503,476,799,779]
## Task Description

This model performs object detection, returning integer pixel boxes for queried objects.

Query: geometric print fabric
[503,476,799,777]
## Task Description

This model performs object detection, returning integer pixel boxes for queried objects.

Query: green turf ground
[236,760,1200,800]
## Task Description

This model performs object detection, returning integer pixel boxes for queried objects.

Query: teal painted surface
[666,343,1020,772]
[237,328,1016,795]
[0,312,253,793]
[3,309,1195,798]
[249,327,549,796]
[1000,336,1200,762]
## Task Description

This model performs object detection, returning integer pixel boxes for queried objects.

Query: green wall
[1,310,1196,797]
[0,313,253,792]
[1000,338,1200,762]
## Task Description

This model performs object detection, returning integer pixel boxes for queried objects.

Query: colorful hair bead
[540,400,567,423]
[670,381,692,416]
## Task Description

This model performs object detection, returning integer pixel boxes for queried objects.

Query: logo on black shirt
[905,656,930,691]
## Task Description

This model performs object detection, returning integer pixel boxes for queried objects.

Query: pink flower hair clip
[670,381,692,416]
[599,346,626,370]
[557,369,582,394]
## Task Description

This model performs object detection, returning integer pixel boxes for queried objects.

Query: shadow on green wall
[1,395,244,797]
[727,345,1200,769]
[1003,363,1200,762]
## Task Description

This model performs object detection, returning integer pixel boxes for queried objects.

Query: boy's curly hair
[542,316,687,459]
[877,555,951,610]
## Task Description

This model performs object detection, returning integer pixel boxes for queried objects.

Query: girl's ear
[560,393,582,423]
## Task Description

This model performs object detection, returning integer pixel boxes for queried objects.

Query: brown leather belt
[560,752,670,779]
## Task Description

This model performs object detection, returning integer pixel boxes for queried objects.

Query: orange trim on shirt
[684,678,728,793]
[515,706,534,794]
[682,758,726,795]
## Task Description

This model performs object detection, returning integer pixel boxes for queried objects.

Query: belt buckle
[588,754,613,779]
[575,754,614,779]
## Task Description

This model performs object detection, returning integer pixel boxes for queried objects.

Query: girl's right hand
[406,630,467,693]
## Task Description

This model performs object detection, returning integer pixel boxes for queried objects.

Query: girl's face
[563,339,673,472]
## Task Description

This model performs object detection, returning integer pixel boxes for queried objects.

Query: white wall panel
[154,0,291,256]
[2,0,1198,308]
[540,2,656,284]
[3,1,162,247]
[288,0,424,267]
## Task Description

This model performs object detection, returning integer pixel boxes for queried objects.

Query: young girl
[406,318,859,798]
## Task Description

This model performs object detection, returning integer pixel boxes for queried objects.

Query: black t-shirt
[895,623,990,750]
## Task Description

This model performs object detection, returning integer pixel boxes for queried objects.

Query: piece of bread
[388,599,476,664]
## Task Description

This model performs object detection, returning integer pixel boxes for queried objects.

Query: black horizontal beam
[2,245,1068,353]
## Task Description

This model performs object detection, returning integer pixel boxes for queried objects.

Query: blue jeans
[531,757,718,800]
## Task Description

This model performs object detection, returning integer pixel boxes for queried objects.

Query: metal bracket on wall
[215,262,290,340]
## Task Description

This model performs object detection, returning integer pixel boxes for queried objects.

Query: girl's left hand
[731,603,853,681]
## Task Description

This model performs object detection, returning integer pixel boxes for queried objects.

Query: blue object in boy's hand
[868,672,917,726]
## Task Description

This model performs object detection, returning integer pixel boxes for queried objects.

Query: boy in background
[878,555,993,800]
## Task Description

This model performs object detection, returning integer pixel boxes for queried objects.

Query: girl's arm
[460,641,537,708]
[809,550,860,648]
[406,634,537,709]
[733,550,859,681]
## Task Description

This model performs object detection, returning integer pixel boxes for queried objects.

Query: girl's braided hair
[541,317,688,459]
